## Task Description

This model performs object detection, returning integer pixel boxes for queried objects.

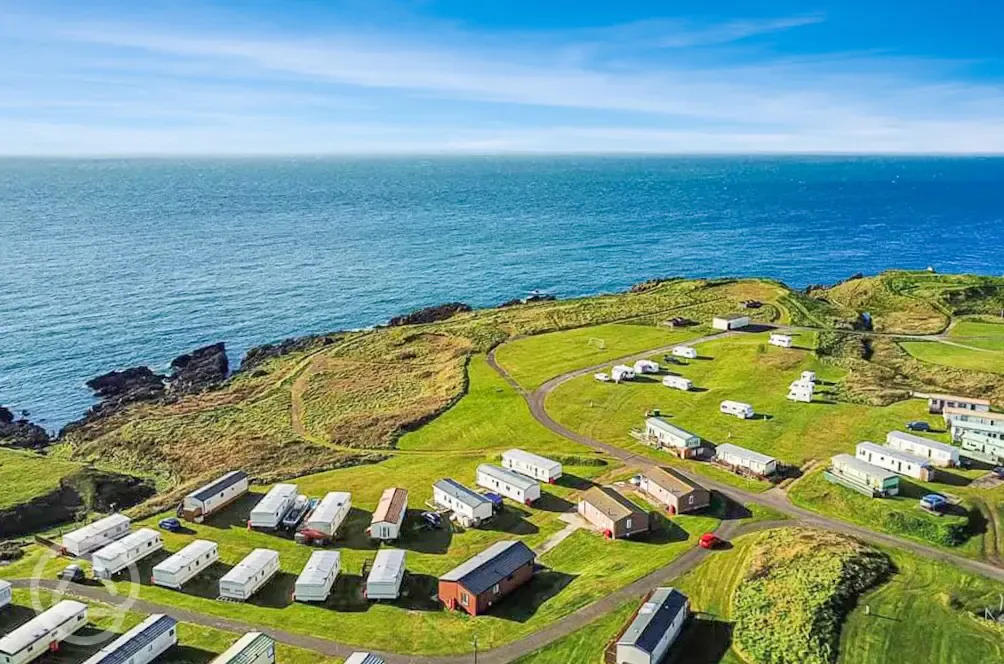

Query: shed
[210,632,275,664]
[439,541,536,616]
[855,441,934,481]
[633,360,660,374]
[92,528,163,579]
[662,375,693,391]
[712,314,750,331]
[181,471,249,523]
[644,418,700,450]
[432,479,494,527]
[0,580,10,611]
[294,550,341,603]
[719,400,755,419]
[152,539,219,589]
[81,614,177,664]
[639,467,710,515]
[219,549,280,601]
[476,464,541,505]
[304,491,352,538]
[502,449,563,482]
[826,454,900,497]
[769,333,793,348]
[615,587,689,664]
[886,430,959,467]
[248,483,298,530]
[345,655,386,664]
[368,487,408,541]
[0,600,88,664]
[670,346,697,360]
[62,513,132,556]
[927,393,991,415]
[714,443,777,476]
[366,549,406,600]
[578,486,649,539]
[611,365,636,382]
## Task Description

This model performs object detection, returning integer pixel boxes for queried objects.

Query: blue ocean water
[2,156,1003,429]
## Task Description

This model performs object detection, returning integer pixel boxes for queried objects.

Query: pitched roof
[617,587,688,653]
[295,551,341,587]
[440,540,535,595]
[368,549,406,584]
[189,471,248,502]
[580,486,645,521]
[643,467,702,496]
[371,487,408,525]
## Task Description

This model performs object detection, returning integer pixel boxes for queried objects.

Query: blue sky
[2,0,1003,154]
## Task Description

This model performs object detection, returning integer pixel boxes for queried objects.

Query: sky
[2,0,1004,155]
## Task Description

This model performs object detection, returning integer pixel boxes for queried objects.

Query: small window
[492,583,501,594]
[626,518,633,529]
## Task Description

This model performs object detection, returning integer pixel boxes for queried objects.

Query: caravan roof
[311,492,351,523]
[221,549,278,586]
[64,513,130,541]
[155,540,217,576]
[645,417,699,440]
[617,587,688,653]
[502,449,561,472]
[831,454,897,481]
[715,443,775,465]
[434,479,491,510]
[0,600,88,656]
[189,471,248,502]
[477,464,537,491]
[81,614,177,664]
[369,550,406,584]
[253,484,297,514]
[93,528,160,561]
[887,430,957,455]
[297,551,341,586]
[857,441,932,467]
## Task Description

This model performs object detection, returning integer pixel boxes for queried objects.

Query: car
[294,528,329,546]
[920,494,948,512]
[158,517,183,532]
[58,564,85,583]
[483,492,504,511]
[421,511,443,529]
[629,475,642,487]
[594,373,610,382]
[698,533,723,550]
[993,467,1004,480]
[906,420,931,432]
[281,495,311,530]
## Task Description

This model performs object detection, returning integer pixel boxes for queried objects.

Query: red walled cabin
[438,540,536,616]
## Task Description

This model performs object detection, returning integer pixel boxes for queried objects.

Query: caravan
[181,471,249,523]
[293,551,341,602]
[61,513,131,556]
[219,549,280,601]
[92,528,163,579]
[81,614,177,664]
[248,484,298,530]
[365,549,406,600]
[152,540,219,589]
[719,400,755,419]
[0,600,88,664]
[304,492,352,539]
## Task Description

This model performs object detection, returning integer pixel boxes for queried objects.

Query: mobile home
[152,539,219,589]
[368,487,408,541]
[787,381,814,403]
[769,333,793,348]
[219,549,280,601]
[502,449,563,483]
[633,360,660,374]
[248,484,298,530]
[714,443,778,476]
[81,614,177,664]
[825,454,900,497]
[801,370,817,383]
[639,467,710,515]
[92,528,163,579]
[0,600,88,664]
[644,418,701,451]
[62,513,131,556]
[304,491,352,538]
[952,419,1004,443]
[439,541,535,616]
[293,551,341,603]
[0,580,10,611]
[210,633,275,664]
[432,479,494,527]
[476,464,541,505]
[662,375,693,391]
[886,431,959,467]
[345,654,385,664]
[942,406,1004,429]
[366,549,406,600]
[855,441,934,481]
[719,400,755,419]
[180,471,249,523]
[712,314,750,331]
[611,365,636,382]
[578,486,649,539]
[927,393,991,415]
[615,588,689,664]
[960,432,1004,465]
[671,345,698,360]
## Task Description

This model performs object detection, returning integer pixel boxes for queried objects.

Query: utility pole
[472,633,479,664]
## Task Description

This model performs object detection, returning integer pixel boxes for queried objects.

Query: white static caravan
[927,393,991,415]
[293,550,341,602]
[61,513,131,557]
[787,381,814,403]
[81,614,177,664]
[345,654,386,664]
[366,549,406,600]
[181,471,249,523]
[719,400,755,419]
[248,483,298,530]
[476,464,541,505]
[92,528,163,579]
[611,365,636,382]
[0,580,11,611]
[715,443,778,476]
[801,371,817,383]
[502,449,563,483]
[952,419,1004,443]
[210,633,275,664]
[886,431,960,468]
[941,406,1004,429]
[662,375,693,391]
[645,418,700,451]
[219,549,280,602]
[633,360,660,374]
[855,441,934,482]
[712,314,750,331]
[433,479,494,527]
[304,492,352,538]
[368,487,409,541]
[670,346,698,360]
[151,539,219,590]
[0,600,88,664]
[769,333,793,348]
[615,587,689,664]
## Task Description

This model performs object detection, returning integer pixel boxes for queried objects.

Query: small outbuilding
[714,443,778,476]
[433,478,494,527]
[366,549,406,600]
[502,449,563,483]
[578,486,649,539]
[476,464,541,505]
[855,441,934,481]
[719,400,755,419]
[927,393,991,415]
[180,471,249,523]
[671,346,698,360]
[219,549,280,601]
[368,487,408,541]
[769,333,793,348]
[634,359,660,374]
[825,454,900,497]
[81,614,177,664]
[439,540,536,616]
[91,527,163,579]
[662,375,693,391]
[615,587,689,664]
[639,467,710,515]
[611,365,636,382]
[210,633,275,664]
[248,483,298,530]
[644,418,701,452]
[712,314,750,331]
[885,431,959,468]
[62,513,132,557]
[294,550,341,603]
[0,600,88,664]
[152,539,219,590]
[304,491,352,538]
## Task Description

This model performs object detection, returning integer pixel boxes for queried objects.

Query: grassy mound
[732,528,891,664]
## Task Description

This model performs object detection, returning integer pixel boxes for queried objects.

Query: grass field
[949,319,1004,351]
[0,448,83,510]
[900,340,1004,375]
[512,601,637,664]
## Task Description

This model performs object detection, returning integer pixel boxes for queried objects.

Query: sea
[2,156,1003,429]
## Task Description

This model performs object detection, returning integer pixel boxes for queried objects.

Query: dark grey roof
[618,587,688,653]
[440,540,535,595]
[190,471,248,502]
[83,615,177,664]
[434,478,491,510]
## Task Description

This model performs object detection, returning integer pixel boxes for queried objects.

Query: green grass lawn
[494,323,707,390]
[512,600,637,664]
[0,447,83,510]
[949,319,1004,351]
[900,340,1004,375]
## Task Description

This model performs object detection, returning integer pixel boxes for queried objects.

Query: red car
[699,533,723,549]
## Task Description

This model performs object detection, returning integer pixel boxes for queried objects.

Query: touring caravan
[633,359,660,374]
[769,333,793,348]
[248,484,298,530]
[365,549,406,600]
[81,614,177,664]
[0,600,88,664]
[152,539,219,589]
[671,346,698,360]
[210,633,276,664]
[304,491,352,538]
[219,549,280,601]
[61,513,131,556]
[662,375,693,391]
[611,365,635,382]
[719,400,755,419]
[92,528,163,579]
[293,550,341,603]
[181,471,249,523]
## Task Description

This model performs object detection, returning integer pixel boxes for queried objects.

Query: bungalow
[611,365,636,382]
[714,443,778,476]
[825,454,900,497]
[855,441,934,481]
[769,333,793,348]
[942,406,1004,429]
[662,375,693,391]
[476,464,541,505]
[639,467,710,515]
[670,346,698,360]
[885,431,959,467]
[502,449,563,483]
[368,487,408,541]
[927,393,991,415]
[578,486,649,539]
[644,417,701,452]
[433,479,494,527]
[634,359,660,374]
[712,314,750,331]
[615,587,689,664]
[438,541,535,616]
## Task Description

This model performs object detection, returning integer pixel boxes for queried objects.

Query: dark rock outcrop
[0,405,51,449]
[86,366,165,401]
[240,335,335,373]
[167,342,229,395]
[388,302,472,327]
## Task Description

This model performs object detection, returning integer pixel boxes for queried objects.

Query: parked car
[58,564,85,583]
[594,373,610,382]
[421,511,443,529]
[294,528,329,546]
[483,492,504,511]
[629,475,642,487]
[906,420,931,432]
[281,495,311,530]
[158,517,183,532]
[699,533,723,550]
[920,494,948,512]
[992,467,1004,480]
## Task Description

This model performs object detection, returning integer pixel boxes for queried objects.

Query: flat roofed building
[640,467,710,514]
[712,314,750,331]
[855,441,934,481]
[501,449,563,482]
[578,486,649,539]
[616,587,689,664]
[885,430,959,467]
[81,614,177,664]
[826,454,900,497]
[644,418,700,450]
[438,541,536,616]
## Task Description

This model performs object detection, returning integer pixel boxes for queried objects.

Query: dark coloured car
[158,517,183,532]
[993,467,1004,479]
[58,564,85,583]
[421,511,442,529]
[920,494,948,512]
[906,420,931,432]
[281,495,310,531]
